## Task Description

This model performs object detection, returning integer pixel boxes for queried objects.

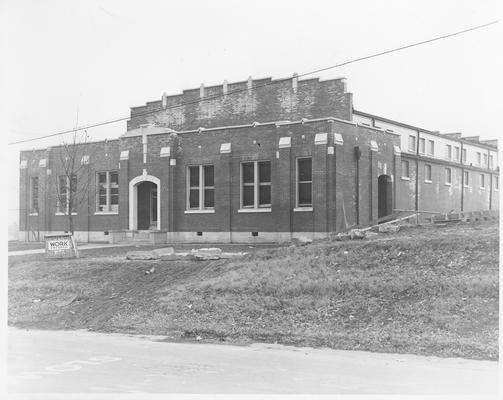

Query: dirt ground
[8,220,499,360]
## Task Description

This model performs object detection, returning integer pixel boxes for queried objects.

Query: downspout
[355,146,360,226]
[415,131,420,223]
[488,149,492,210]
[460,142,464,212]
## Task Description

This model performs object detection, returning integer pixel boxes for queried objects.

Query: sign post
[45,233,79,258]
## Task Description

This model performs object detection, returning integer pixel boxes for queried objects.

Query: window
[187,165,214,210]
[445,168,452,185]
[96,171,119,212]
[427,140,435,156]
[495,176,499,190]
[58,174,77,214]
[408,135,416,152]
[401,160,410,179]
[462,149,467,163]
[476,152,481,166]
[419,138,425,154]
[30,176,39,214]
[454,146,460,161]
[463,171,469,187]
[480,174,485,189]
[483,153,488,166]
[240,161,271,209]
[445,144,452,160]
[297,158,312,207]
[489,155,494,169]
[424,164,432,182]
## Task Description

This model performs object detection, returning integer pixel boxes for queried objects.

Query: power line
[8,20,498,146]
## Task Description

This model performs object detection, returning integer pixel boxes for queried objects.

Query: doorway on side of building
[377,174,393,219]
[137,181,158,230]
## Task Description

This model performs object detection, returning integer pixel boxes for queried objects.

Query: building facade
[19,75,499,243]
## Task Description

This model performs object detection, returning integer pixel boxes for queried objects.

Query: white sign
[47,238,71,250]
[45,233,79,258]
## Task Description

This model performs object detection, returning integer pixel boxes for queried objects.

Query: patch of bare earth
[8,221,499,360]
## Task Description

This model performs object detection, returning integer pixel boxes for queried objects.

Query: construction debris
[378,224,401,233]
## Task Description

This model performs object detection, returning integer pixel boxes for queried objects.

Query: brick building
[18,75,499,243]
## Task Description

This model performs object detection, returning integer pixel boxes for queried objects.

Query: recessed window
[297,158,312,207]
[454,146,460,161]
[489,155,494,169]
[96,171,119,212]
[427,140,435,156]
[480,174,485,189]
[58,174,77,214]
[462,149,467,163]
[463,171,469,187]
[445,168,452,185]
[476,152,481,166]
[483,153,488,166]
[187,165,214,210]
[495,175,499,190]
[408,135,416,152]
[445,144,452,160]
[424,164,432,182]
[401,160,410,179]
[241,161,271,209]
[30,176,39,214]
[419,138,425,154]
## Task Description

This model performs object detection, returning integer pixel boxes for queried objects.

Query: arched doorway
[378,174,393,218]
[129,174,161,231]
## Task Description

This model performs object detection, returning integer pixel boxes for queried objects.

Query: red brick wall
[127,77,352,131]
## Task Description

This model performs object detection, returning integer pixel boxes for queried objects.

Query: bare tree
[55,129,94,234]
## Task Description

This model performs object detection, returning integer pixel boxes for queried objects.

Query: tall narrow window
[445,144,452,160]
[427,140,435,156]
[424,164,432,182]
[454,146,460,161]
[463,171,469,187]
[462,149,467,163]
[476,152,481,166]
[495,175,499,190]
[187,165,214,210]
[408,135,416,152]
[297,158,312,207]
[58,174,77,214]
[30,176,39,214]
[483,153,488,166]
[480,174,485,189]
[240,161,271,209]
[401,160,410,179]
[96,171,119,212]
[419,138,425,154]
[489,155,494,169]
[445,168,452,185]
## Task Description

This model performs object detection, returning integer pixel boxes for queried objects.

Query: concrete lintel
[314,132,328,145]
[278,137,291,149]
[220,143,232,154]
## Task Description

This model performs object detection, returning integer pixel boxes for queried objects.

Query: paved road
[8,328,498,396]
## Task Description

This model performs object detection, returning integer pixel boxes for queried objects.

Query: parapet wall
[127,76,352,131]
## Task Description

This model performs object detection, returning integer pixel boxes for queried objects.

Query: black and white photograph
[3,0,501,398]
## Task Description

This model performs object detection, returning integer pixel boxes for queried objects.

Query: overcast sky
[3,0,502,236]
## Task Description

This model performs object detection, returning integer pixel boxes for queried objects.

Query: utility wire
[8,20,498,146]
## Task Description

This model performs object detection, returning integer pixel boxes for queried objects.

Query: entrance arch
[129,174,161,231]
[378,174,393,219]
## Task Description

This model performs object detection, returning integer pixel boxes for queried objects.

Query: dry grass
[8,221,499,360]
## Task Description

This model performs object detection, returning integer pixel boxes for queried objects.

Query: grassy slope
[8,222,499,360]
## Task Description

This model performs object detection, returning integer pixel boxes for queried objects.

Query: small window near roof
[424,164,432,182]
[401,160,410,179]
[445,168,451,185]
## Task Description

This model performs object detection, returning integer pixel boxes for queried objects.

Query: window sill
[294,207,313,212]
[463,185,470,188]
[480,187,486,190]
[238,208,272,213]
[424,180,432,184]
[29,212,39,216]
[184,209,215,214]
[55,212,77,216]
[401,177,410,181]
[444,183,452,186]
[94,211,119,215]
